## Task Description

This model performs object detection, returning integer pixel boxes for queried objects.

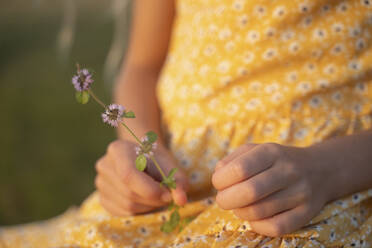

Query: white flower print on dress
[265,27,276,38]
[273,6,287,18]
[301,16,312,27]
[199,65,210,76]
[332,23,344,33]
[246,30,260,43]
[309,96,322,108]
[262,48,278,60]
[232,0,244,11]
[361,0,372,7]
[237,14,248,27]
[219,28,232,40]
[217,60,231,73]
[242,51,255,64]
[331,43,344,55]
[313,28,327,40]
[296,81,312,94]
[254,5,266,17]
[289,42,300,53]
[245,98,261,110]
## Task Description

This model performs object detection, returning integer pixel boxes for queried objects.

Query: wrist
[305,144,344,203]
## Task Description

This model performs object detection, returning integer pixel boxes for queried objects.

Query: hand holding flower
[71,64,190,232]
[95,139,188,216]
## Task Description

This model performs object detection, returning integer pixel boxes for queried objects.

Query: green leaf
[146,131,158,143]
[178,217,194,232]
[168,168,178,179]
[169,211,180,227]
[161,177,177,189]
[124,111,135,118]
[135,155,147,171]
[160,222,174,233]
[75,91,90,104]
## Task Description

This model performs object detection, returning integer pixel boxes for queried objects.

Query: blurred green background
[0,0,130,225]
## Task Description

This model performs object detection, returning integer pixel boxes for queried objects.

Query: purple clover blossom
[101,104,125,127]
[72,68,94,92]
[135,136,157,158]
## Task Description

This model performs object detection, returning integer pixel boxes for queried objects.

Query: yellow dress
[2,0,372,247]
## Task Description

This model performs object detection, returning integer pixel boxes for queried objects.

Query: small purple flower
[135,136,157,158]
[72,68,94,92]
[101,104,125,127]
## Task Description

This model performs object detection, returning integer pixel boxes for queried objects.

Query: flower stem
[120,121,143,145]
[120,121,167,181]
[149,155,167,180]
[88,89,106,109]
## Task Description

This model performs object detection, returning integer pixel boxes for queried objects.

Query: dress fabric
[2,0,372,247]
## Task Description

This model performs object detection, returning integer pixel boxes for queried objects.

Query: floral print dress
[1,0,372,247]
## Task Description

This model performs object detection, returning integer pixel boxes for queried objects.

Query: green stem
[88,89,106,109]
[120,121,142,145]
[120,122,168,181]
[149,155,167,180]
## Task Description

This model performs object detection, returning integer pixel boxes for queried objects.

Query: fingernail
[161,192,172,202]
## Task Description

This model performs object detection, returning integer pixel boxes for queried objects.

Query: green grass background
[0,1,130,225]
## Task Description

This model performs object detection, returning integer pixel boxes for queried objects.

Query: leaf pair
[161,168,177,189]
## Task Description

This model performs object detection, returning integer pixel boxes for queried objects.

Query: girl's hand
[95,140,188,216]
[212,143,332,237]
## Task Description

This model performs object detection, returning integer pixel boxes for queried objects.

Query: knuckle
[248,206,264,220]
[231,161,246,179]
[107,140,122,154]
[260,143,281,156]
[233,209,246,220]
[243,182,260,202]
[95,158,105,173]
[145,188,162,201]
[120,166,133,184]
[300,181,313,201]
[284,162,298,177]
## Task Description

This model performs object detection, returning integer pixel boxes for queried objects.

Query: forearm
[114,65,163,143]
[308,129,372,202]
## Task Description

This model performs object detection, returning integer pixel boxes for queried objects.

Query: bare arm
[114,0,175,143]
[310,129,372,201]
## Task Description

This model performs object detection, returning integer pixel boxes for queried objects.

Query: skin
[95,0,188,215]
[212,131,372,237]
[96,0,372,237]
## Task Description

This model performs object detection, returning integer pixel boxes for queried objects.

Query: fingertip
[172,187,188,206]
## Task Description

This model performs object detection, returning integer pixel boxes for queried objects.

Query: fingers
[212,144,276,191]
[248,203,318,237]
[108,141,171,203]
[233,184,307,221]
[96,157,166,207]
[216,164,292,210]
[97,177,155,215]
[214,143,257,171]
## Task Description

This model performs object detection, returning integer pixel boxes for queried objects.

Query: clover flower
[72,68,94,92]
[101,104,125,127]
[135,136,157,158]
